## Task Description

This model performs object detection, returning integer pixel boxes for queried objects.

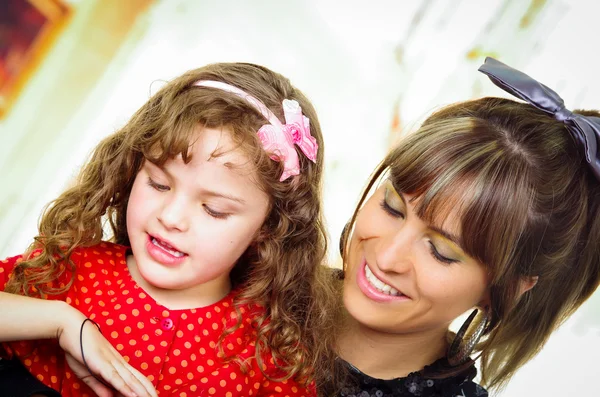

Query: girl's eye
[203,205,230,220]
[380,199,405,219]
[428,242,458,265]
[147,177,170,192]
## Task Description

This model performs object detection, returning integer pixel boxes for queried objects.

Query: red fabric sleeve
[0,254,24,292]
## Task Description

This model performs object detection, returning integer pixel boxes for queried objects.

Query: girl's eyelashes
[147,177,170,192]
[147,176,232,219]
[428,242,458,265]
[203,205,230,220]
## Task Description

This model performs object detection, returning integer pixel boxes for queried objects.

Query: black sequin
[331,358,488,397]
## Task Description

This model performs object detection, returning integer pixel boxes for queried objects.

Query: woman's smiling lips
[356,259,412,303]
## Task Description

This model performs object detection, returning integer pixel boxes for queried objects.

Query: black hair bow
[478,57,600,181]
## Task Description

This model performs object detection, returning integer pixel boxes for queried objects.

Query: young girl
[325,57,600,396]
[0,62,334,397]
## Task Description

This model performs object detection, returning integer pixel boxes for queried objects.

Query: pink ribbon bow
[193,81,318,181]
[257,99,318,181]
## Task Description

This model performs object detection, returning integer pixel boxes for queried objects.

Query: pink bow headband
[193,80,319,181]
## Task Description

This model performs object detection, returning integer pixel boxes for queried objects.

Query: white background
[1,1,598,394]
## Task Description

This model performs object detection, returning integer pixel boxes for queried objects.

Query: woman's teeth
[365,265,401,296]
[151,237,185,257]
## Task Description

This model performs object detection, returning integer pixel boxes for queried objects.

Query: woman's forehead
[389,174,475,222]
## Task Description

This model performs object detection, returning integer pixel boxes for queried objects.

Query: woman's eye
[428,242,458,265]
[203,205,230,220]
[380,199,405,218]
[380,184,406,218]
[147,177,170,192]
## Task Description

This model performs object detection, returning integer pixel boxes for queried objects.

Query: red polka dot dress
[1,242,314,397]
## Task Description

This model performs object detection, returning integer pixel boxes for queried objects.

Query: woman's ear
[339,220,351,258]
[477,291,491,309]
[477,276,538,311]
[518,276,538,297]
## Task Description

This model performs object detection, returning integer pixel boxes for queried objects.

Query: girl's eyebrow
[198,188,247,205]
[145,160,166,172]
[145,161,247,205]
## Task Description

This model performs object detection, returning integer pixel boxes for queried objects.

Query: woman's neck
[338,310,449,380]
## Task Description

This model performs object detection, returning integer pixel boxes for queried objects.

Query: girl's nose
[157,195,189,232]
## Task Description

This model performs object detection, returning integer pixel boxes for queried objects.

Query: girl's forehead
[175,125,255,171]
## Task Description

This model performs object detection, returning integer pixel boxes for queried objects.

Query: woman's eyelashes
[428,242,458,265]
[381,185,459,265]
[148,177,231,220]
[380,186,405,218]
[380,199,405,218]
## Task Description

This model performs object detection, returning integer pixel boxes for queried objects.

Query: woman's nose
[375,229,415,274]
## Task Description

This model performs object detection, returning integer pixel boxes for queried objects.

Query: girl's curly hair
[6,62,338,387]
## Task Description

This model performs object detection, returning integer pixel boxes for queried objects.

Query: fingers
[66,354,116,397]
[126,362,159,397]
[101,359,155,397]
[67,319,157,397]
[106,344,156,396]
[79,374,115,397]
[95,361,138,397]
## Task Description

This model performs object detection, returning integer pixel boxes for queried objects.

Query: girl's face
[343,180,489,335]
[126,126,270,306]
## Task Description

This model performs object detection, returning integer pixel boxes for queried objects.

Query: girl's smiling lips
[146,233,188,266]
[148,233,185,254]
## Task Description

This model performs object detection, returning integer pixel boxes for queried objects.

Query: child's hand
[57,304,158,397]
[64,351,155,397]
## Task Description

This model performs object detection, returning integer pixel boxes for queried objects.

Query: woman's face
[343,180,489,335]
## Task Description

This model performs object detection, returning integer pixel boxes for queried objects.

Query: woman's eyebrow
[428,224,464,249]
[397,191,465,250]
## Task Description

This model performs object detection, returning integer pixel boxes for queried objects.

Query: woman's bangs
[388,120,533,275]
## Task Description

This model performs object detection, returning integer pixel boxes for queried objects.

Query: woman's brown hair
[341,97,600,391]
[5,62,337,386]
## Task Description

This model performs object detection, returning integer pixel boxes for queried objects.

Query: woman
[324,58,600,396]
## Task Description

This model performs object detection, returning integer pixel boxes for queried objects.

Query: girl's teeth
[365,265,401,296]
[151,238,185,257]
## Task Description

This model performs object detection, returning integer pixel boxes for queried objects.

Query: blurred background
[1,0,598,394]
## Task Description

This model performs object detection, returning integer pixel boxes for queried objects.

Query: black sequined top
[332,358,488,397]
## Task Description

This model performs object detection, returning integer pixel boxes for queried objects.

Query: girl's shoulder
[0,253,23,290]
[72,241,128,261]
[2,241,127,268]
[70,241,129,272]
[1,242,128,292]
